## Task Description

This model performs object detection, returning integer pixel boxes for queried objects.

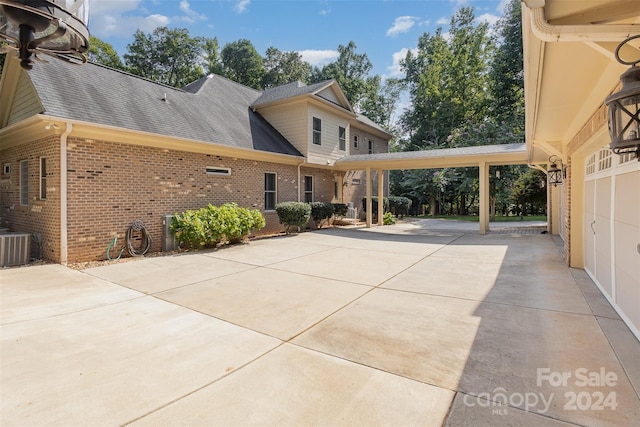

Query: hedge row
[276,202,349,233]
[362,196,412,218]
[170,203,266,248]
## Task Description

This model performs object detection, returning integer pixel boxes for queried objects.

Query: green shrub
[275,201,311,233]
[332,203,348,218]
[388,196,412,218]
[309,201,334,228]
[383,212,397,225]
[170,203,265,248]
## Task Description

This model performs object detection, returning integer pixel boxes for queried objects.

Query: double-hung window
[312,117,322,145]
[353,134,359,149]
[264,172,276,210]
[304,176,314,203]
[39,157,47,200]
[339,126,346,151]
[368,140,374,154]
[20,160,28,206]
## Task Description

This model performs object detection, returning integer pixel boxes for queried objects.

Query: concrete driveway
[1,220,639,426]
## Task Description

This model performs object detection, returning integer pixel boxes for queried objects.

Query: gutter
[523,0,639,43]
[60,122,72,265]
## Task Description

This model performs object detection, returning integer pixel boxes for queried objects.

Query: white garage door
[584,149,640,340]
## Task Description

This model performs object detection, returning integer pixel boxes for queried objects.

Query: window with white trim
[312,117,322,145]
[368,140,373,154]
[353,134,359,149]
[618,150,638,165]
[586,154,596,175]
[20,160,28,206]
[304,175,314,203]
[39,157,47,200]
[597,148,612,172]
[339,126,346,151]
[264,172,276,210]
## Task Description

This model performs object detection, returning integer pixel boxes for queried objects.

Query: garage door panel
[614,171,640,226]
[584,180,595,215]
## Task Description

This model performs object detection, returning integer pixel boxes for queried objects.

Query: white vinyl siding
[307,105,350,165]
[258,104,308,156]
[8,72,42,126]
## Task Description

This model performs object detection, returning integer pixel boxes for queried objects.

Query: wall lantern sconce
[548,155,563,187]
[0,0,90,70]
[605,35,640,161]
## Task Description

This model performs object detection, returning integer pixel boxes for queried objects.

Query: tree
[124,27,204,88]
[221,39,264,90]
[489,0,524,126]
[262,47,311,88]
[200,36,224,76]
[359,76,404,131]
[87,36,124,69]
[311,41,372,110]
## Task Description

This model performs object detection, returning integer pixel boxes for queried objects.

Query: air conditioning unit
[0,233,31,267]
[162,215,177,252]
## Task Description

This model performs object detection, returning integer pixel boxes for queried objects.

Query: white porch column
[366,168,372,227]
[479,162,489,235]
[377,169,384,225]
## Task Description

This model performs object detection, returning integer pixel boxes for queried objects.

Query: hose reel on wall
[106,219,151,260]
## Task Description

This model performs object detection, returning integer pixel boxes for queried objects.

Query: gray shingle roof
[251,80,334,107]
[27,61,302,157]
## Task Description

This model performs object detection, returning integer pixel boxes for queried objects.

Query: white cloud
[320,9,331,16]
[450,0,469,6]
[298,49,339,67]
[386,16,417,37]
[497,0,510,14]
[476,13,500,26]
[436,16,449,25]
[235,0,251,13]
[385,47,418,78]
[89,0,170,39]
[179,0,207,23]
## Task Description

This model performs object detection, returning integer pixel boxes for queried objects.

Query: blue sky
[88,0,508,78]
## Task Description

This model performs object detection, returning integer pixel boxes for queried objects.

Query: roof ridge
[86,61,186,93]
[201,72,264,95]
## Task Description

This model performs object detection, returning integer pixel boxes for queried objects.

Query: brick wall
[62,138,319,262]
[0,136,61,261]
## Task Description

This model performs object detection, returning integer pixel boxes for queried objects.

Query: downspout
[60,123,72,265]
[523,0,638,43]
[297,159,306,202]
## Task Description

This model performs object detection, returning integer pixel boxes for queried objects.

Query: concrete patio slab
[156,268,370,340]
[1,295,279,426]
[0,264,141,324]
[2,224,639,426]
[445,393,576,426]
[268,246,425,286]
[84,253,256,294]
[293,288,640,426]
[130,344,454,427]
[205,234,335,266]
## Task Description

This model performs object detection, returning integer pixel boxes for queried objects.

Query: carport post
[479,161,489,234]
[377,169,384,225]
[366,168,372,227]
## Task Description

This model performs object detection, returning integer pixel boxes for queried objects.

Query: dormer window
[313,117,322,145]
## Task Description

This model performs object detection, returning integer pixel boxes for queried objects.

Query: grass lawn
[408,215,547,223]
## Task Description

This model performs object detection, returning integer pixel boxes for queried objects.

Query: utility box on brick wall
[0,233,31,267]
[162,215,177,252]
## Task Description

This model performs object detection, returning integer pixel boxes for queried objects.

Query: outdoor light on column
[0,0,89,70]
[605,34,640,161]
[547,155,563,187]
